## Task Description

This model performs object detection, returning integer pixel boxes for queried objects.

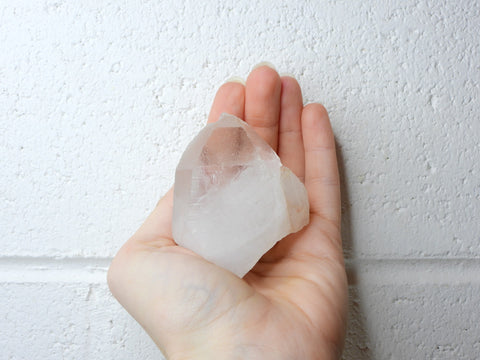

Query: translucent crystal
[172,113,309,277]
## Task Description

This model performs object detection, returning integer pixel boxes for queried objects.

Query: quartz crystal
[172,113,309,277]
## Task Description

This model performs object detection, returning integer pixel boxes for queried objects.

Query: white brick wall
[1,0,479,358]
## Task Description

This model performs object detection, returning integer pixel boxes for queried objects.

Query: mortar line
[1,255,480,268]
[1,256,480,284]
[1,255,480,264]
[0,255,112,267]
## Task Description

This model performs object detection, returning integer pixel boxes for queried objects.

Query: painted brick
[1,279,478,359]
[0,282,163,360]
[1,0,478,258]
[345,282,480,359]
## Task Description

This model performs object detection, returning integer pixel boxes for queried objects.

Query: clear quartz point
[172,113,309,277]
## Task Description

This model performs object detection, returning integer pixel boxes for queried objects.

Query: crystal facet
[172,113,309,277]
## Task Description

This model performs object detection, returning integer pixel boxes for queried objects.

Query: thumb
[129,187,176,249]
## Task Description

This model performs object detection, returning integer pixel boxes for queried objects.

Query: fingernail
[280,72,296,78]
[226,76,246,85]
[252,61,276,71]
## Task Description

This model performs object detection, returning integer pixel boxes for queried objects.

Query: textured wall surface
[1,0,479,358]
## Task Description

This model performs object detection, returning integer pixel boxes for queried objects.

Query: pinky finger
[302,103,341,228]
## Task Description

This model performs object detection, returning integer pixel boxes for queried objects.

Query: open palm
[108,65,348,360]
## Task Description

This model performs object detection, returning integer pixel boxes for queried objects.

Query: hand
[108,65,348,360]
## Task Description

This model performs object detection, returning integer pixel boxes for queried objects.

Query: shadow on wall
[336,143,374,360]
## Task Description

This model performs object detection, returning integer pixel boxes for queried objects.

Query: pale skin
[107,65,348,360]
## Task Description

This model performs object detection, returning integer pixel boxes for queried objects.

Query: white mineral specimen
[172,113,309,277]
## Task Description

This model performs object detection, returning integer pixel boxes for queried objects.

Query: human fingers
[245,63,282,150]
[129,78,246,248]
[302,104,341,228]
[278,76,305,182]
[208,79,245,123]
